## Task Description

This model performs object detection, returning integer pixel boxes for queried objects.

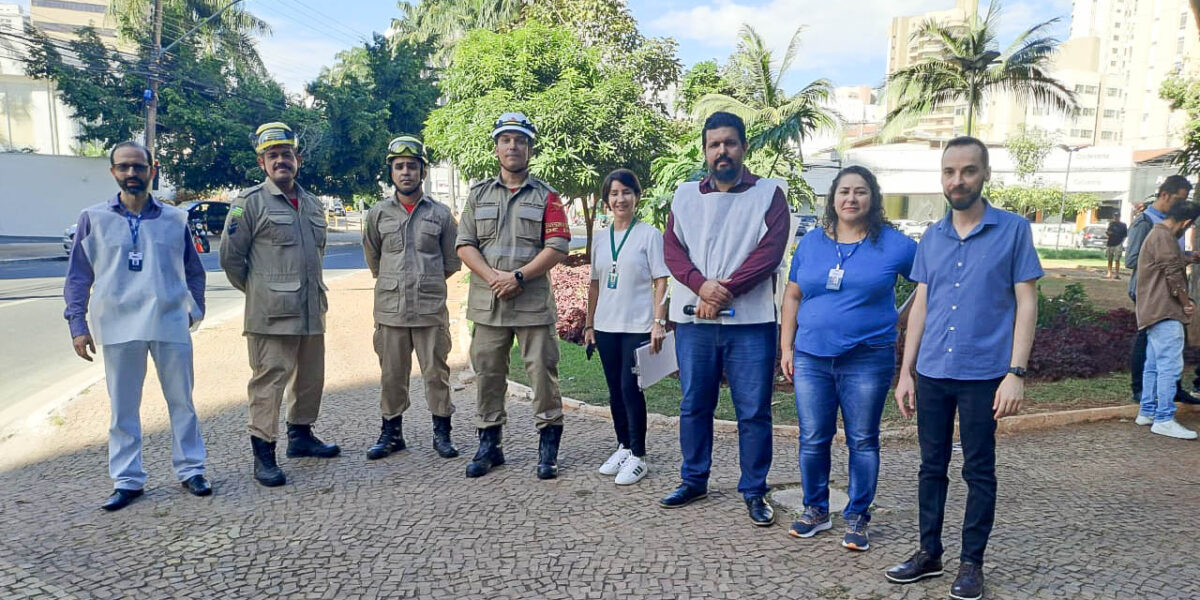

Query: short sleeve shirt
[590,221,670,333]
[788,227,916,356]
[911,201,1043,380]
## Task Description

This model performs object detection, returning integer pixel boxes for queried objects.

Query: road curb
[0,256,64,264]
[502,379,1198,441]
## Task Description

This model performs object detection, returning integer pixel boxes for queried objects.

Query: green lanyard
[610,217,638,263]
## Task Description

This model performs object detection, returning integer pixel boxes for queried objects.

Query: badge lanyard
[607,217,638,289]
[826,238,863,291]
[126,212,144,272]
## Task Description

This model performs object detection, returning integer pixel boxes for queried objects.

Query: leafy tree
[1160,76,1200,178]
[986,182,1098,217]
[885,0,1076,137]
[424,21,669,256]
[107,0,270,70]
[1005,125,1055,182]
[678,60,736,116]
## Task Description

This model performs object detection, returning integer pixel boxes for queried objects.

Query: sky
[10,0,1075,95]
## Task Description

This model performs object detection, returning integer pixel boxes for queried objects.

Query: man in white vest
[659,112,790,527]
[64,141,210,511]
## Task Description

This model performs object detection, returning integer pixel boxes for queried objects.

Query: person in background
[1134,200,1200,440]
[65,141,210,511]
[780,165,916,551]
[584,169,669,486]
[1104,215,1127,280]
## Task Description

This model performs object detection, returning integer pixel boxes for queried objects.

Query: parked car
[793,214,819,239]
[898,219,933,240]
[1078,224,1108,249]
[181,200,231,236]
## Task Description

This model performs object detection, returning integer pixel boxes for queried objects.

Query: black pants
[1131,328,1192,397]
[594,331,650,457]
[916,375,1002,565]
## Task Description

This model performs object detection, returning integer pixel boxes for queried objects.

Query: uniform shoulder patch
[236,183,264,198]
[230,205,245,218]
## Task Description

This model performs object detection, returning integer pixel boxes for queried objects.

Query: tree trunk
[579,193,596,261]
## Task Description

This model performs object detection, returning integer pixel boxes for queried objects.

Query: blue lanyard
[126,212,143,249]
[835,239,864,269]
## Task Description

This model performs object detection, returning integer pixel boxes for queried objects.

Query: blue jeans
[793,344,894,520]
[1141,319,1184,423]
[676,322,776,499]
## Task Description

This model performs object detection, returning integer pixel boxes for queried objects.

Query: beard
[119,178,146,194]
[711,157,740,182]
[944,186,983,211]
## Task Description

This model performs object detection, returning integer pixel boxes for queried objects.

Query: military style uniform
[455,175,569,431]
[364,195,461,420]
[219,178,329,443]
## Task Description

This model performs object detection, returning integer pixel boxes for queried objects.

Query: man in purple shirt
[885,137,1042,600]
[64,141,210,511]
[658,111,789,527]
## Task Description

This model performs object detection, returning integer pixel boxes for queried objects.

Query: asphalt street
[0,244,368,431]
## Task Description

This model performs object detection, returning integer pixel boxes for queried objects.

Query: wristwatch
[1007,366,1027,378]
[654,318,668,327]
[513,269,525,286]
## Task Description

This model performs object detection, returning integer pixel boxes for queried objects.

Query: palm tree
[394,0,526,50]
[107,0,270,69]
[692,25,837,168]
[885,0,1077,137]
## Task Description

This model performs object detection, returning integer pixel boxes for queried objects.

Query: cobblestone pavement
[1,271,1197,599]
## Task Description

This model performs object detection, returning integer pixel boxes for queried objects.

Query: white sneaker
[1135,414,1154,426]
[1150,419,1198,440]
[599,446,632,475]
[615,455,648,485]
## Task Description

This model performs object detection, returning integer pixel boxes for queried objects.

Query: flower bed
[551,254,591,344]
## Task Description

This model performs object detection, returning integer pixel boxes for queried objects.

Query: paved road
[0,244,367,428]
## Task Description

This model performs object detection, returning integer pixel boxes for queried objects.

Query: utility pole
[144,0,164,158]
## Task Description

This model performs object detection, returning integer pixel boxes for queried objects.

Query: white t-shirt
[590,221,671,333]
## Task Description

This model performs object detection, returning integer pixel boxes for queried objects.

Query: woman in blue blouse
[779,165,916,552]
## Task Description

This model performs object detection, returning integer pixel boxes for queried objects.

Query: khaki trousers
[470,323,563,430]
[373,323,454,418]
[247,334,325,442]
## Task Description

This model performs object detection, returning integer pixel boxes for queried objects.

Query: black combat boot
[432,415,459,458]
[286,423,341,458]
[366,416,406,460]
[251,436,286,487]
[536,424,563,480]
[465,426,504,478]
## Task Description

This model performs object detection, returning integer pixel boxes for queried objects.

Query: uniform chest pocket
[309,214,327,248]
[474,205,499,239]
[417,218,441,252]
[379,220,403,252]
[514,205,543,242]
[266,212,297,246]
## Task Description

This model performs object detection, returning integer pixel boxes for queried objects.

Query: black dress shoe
[659,484,708,509]
[182,475,212,497]
[950,561,984,600]
[745,496,775,526]
[884,549,944,584]
[101,488,144,512]
[1175,388,1200,405]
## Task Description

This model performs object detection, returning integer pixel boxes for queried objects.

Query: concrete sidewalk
[0,241,64,263]
[0,270,1197,599]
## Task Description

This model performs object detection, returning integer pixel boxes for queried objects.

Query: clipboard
[632,331,678,390]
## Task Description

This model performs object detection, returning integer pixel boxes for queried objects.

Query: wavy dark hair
[822,165,891,244]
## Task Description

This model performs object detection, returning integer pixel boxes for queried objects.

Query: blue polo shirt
[911,201,1043,381]
[789,226,917,356]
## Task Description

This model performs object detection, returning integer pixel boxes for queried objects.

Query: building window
[1080,129,1093,138]
[1101,131,1115,140]
[1104,109,1120,118]
[1178,38,1185,54]
[1080,108,1096,116]
[1107,88,1122,97]
[1070,129,1081,137]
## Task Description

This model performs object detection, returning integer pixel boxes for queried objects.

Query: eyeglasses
[113,163,150,173]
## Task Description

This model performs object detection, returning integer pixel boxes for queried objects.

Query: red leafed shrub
[551,261,591,344]
[1028,308,1137,381]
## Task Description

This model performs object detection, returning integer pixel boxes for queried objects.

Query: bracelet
[584,325,594,331]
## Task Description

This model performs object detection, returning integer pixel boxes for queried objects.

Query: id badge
[606,265,619,289]
[825,267,843,291]
[128,250,143,272]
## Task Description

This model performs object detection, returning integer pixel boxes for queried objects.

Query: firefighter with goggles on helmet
[361,134,463,462]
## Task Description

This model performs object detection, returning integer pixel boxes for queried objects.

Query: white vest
[668,178,782,325]
[80,202,200,346]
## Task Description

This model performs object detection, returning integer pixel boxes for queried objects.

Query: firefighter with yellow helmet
[361,135,462,460]
[220,122,340,488]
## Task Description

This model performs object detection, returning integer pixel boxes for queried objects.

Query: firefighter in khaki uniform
[456,113,571,480]
[220,122,340,488]
[362,135,462,460]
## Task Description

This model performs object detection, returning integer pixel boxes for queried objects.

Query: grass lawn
[509,338,1134,429]
[1038,273,1133,313]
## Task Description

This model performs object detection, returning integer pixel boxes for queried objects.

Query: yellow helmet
[253,122,297,154]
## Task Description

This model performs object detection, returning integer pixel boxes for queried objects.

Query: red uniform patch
[542,192,571,241]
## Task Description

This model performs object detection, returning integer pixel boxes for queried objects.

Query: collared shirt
[911,201,1043,381]
[64,194,206,338]
[1135,223,1191,329]
[662,167,789,297]
[363,194,461,328]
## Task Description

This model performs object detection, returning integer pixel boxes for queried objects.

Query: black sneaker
[841,514,869,551]
[884,549,944,584]
[950,561,984,600]
[788,506,832,538]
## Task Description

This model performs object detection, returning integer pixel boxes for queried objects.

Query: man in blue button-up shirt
[884,137,1042,600]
